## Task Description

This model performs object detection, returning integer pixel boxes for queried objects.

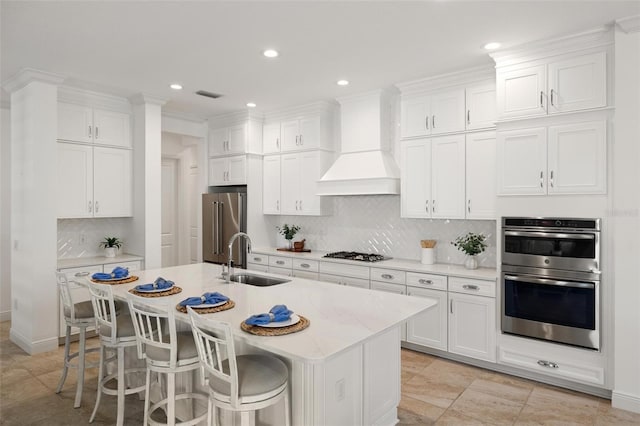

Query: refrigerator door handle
[218,202,224,255]
[212,202,219,254]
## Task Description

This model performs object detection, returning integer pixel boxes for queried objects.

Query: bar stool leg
[117,346,125,426]
[90,344,105,423]
[143,367,151,426]
[56,324,71,394]
[74,325,87,408]
[167,372,176,426]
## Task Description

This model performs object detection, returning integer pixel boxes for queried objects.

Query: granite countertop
[57,253,144,269]
[251,247,498,280]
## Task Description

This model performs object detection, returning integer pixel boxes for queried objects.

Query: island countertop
[109,262,436,363]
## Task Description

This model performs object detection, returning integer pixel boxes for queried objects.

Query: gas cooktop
[323,251,391,262]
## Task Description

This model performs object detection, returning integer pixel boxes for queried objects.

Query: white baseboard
[0,310,10,322]
[612,390,640,414]
[9,328,58,355]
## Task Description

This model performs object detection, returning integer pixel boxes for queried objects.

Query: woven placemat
[240,315,310,336]
[175,300,235,314]
[128,286,183,298]
[91,276,139,285]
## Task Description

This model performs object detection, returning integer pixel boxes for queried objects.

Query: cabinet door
[430,89,466,135]
[547,121,606,194]
[400,96,430,138]
[548,52,606,114]
[466,131,496,219]
[263,155,281,214]
[208,157,227,186]
[299,151,322,214]
[497,65,547,119]
[431,135,465,219]
[93,147,132,217]
[227,124,247,154]
[299,116,320,150]
[281,120,300,152]
[57,143,93,218]
[406,287,447,351]
[280,153,300,214]
[226,156,246,185]
[208,128,228,156]
[466,83,497,130]
[371,281,407,340]
[58,103,93,143]
[400,139,431,218]
[263,122,281,154]
[497,127,547,195]
[93,109,131,148]
[448,292,496,362]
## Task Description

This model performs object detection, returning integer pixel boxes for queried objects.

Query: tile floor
[1,321,639,425]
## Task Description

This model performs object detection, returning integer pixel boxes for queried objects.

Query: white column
[129,94,166,269]
[1,106,11,322]
[2,69,64,354]
[612,16,640,414]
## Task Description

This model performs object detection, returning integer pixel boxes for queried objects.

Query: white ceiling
[2,1,639,119]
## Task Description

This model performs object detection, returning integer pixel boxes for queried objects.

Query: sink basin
[229,273,290,287]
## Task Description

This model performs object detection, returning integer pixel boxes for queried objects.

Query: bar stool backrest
[56,272,77,322]
[86,281,119,345]
[127,296,178,368]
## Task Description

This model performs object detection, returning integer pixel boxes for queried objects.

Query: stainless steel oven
[501,217,601,350]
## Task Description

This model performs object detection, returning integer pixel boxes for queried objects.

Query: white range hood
[317,88,400,196]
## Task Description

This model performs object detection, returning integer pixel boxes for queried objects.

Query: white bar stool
[55,271,100,408]
[188,308,291,426]
[87,280,146,426]
[127,295,208,426]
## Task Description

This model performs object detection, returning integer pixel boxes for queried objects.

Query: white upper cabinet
[465,131,497,219]
[58,102,131,148]
[400,139,431,217]
[262,122,281,154]
[263,155,281,214]
[497,121,605,196]
[281,115,322,152]
[208,123,247,156]
[207,155,246,186]
[465,82,497,130]
[400,89,465,138]
[279,150,331,216]
[496,51,607,120]
[57,143,94,218]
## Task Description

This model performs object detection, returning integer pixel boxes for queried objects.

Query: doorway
[161,158,179,267]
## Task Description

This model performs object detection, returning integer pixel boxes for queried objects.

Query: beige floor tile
[450,388,524,425]
[401,348,435,375]
[436,410,492,425]
[595,405,640,425]
[402,375,466,409]
[400,394,446,422]
[0,376,51,410]
[398,407,437,426]
[468,377,533,404]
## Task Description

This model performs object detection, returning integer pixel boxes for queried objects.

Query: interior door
[161,158,178,267]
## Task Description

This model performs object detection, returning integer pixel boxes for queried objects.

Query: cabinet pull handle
[425,115,429,130]
[276,200,279,211]
[299,200,302,210]
[540,91,544,108]
[467,199,471,213]
[300,135,303,145]
[381,274,393,280]
[467,110,470,125]
[540,171,544,188]
[537,360,559,369]
[550,89,555,106]
[301,263,310,268]
[276,260,285,265]
[450,299,453,314]
[463,284,480,291]
[95,201,99,213]
[295,135,299,146]
[550,170,554,187]
[95,126,99,139]
[432,200,435,213]
[425,200,429,213]
[88,126,92,137]
[418,279,433,285]
[88,201,92,213]
[253,257,262,262]
[295,200,298,210]
[432,115,435,129]
[276,138,280,149]
[74,271,90,277]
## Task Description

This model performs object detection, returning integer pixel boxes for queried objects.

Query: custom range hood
[317,88,400,195]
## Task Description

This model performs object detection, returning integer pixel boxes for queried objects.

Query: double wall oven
[501,217,601,350]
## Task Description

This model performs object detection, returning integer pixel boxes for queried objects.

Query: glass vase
[464,255,478,270]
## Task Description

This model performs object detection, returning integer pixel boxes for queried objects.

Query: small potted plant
[451,232,487,269]
[276,224,300,250]
[100,237,123,258]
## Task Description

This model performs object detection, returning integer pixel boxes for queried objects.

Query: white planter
[464,255,478,270]
[104,247,117,258]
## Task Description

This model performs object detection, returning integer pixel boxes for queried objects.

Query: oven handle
[504,274,595,289]
[504,230,595,240]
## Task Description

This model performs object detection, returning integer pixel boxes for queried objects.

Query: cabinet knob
[381,274,394,280]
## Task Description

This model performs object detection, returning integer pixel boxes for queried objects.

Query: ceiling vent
[195,90,223,99]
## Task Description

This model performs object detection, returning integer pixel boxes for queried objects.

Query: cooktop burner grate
[323,251,390,262]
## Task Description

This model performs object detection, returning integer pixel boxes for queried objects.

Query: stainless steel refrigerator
[202,189,247,268]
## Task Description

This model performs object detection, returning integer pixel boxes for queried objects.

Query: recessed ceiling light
[169,83,183,90]
[484,42,501,50]
[246,102,257,108]
[263,49,279,58]
[337,80,349,86]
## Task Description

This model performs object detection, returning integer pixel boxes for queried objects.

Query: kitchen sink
[229,273,290,287]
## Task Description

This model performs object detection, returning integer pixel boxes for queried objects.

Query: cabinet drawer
[319,273,370,289]
[269,256,292,269]
[370,281,405,295]
[293,259,319,272]
[370,268,406,284]
[247,263,269,273]
[292,270,319,280]
[59,265,103,285]
[449,277,495,298]
[248,254,269,265]
[320,262,370,280]
[104,260,141,272]
[406,272,447,290]
[268,266,292,277]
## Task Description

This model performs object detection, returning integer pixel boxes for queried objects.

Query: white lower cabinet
[448,279,497,362]
[246,262,269,273]
[247,253,270,273]
[268,266,293,277]
[406,287,448,351]
[320,273,370,289]
[370,281,407,341]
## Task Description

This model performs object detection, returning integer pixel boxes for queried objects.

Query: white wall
[612,22,640,413]
[0,107,11,321]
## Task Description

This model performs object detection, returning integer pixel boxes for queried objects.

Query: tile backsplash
[266,195,497,268]
[57,218,132,258]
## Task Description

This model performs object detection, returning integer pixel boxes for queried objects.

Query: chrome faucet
[226,232,252,283]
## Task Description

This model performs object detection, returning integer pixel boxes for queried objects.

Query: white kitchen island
[108,263,437,426]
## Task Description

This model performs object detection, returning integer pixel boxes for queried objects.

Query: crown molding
[263,99,338,123]
[2,68,65,93]
[162,109,207,123]
[396,65,495,96]
[616,15,640,34]
[129,93,168,106]
[490,25,614,68]
[58,85,132,112]
[336,86,399,105]
[207,109,264,128]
